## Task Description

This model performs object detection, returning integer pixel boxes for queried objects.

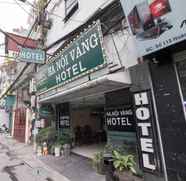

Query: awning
[38,71,131,104]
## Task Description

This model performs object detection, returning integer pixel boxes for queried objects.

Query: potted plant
[51,134,66,157]
[36,144,42,156]
[60,133,73,157]
[112,150,142,181]
[36,127,57,146]
[92,151,105,175]
[54,142,62,157]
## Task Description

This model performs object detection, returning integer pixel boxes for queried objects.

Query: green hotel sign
[36,22,107,93]
[18,47,45,64]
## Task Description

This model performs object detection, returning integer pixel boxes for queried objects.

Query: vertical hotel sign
[36,21,107,93]
[120,0,186,56]
[134,91,161,173]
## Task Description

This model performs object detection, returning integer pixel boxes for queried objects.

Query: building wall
[25,108,32,144]
[46,0,138,70]
[104,30,138,69]
[47,0,114,46]
[130,62,165,181]
[149,58,186,181]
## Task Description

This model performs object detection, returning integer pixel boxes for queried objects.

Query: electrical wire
[13,0,122,27]
[14,0,85,23]
[14,0,34,17]
[24,0,36,9]
[0,0,53,100]
[0,0,122,100]
[0,29,27,48]
[48,11,85,23]
[0,1,18,4]
[0,20,37,100]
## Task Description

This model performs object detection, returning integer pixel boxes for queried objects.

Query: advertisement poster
[120,0,186,56]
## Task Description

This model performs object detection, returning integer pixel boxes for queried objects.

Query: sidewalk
[39,154,105,181]
[0,134,70,181]
[0,135,105,181]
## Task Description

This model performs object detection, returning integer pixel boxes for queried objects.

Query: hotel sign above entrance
[36,21,107,93]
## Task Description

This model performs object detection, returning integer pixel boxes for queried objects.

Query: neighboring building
[120,0,186,181]
[4,32,38,143]
[0,59,17,132]
[0,109,9,129]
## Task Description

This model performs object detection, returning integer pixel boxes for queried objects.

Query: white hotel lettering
[134,92,156,171]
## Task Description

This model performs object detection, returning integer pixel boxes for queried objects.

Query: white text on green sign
[36,22,106,93]
[19,47,45,64]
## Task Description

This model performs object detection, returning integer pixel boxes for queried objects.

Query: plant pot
[37,146,42,156]
[95,161,105,175]
[61,149,64,157]
[63,144,71,157]
[114,171,135,181]
[54,146,61,157]
[115,171,143,181]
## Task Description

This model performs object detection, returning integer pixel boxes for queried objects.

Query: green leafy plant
[92,152,103,167]
[36,127,57,145]
[104,144,114,154]
[50,141,63,155]
[61,133,72,144]
[112,150,136,174]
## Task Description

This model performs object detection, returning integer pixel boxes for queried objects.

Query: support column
[149,55,186,181]
[130,62,165,181]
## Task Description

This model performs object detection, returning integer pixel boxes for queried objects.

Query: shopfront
[119,0,186,180]
[53,87,137,159]
[130,50,186,181]
[36,22,137,159]
[39,75,133,158]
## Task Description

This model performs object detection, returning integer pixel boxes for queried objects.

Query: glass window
[65,0,78,22]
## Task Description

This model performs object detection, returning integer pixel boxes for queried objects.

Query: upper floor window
[64,0,78,22]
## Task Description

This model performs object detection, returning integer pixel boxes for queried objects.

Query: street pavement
[39,154,105,181]
[0,134,70,181]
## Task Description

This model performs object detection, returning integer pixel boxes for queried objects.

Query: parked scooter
[0,127,4,133]
[1,124,9,134]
